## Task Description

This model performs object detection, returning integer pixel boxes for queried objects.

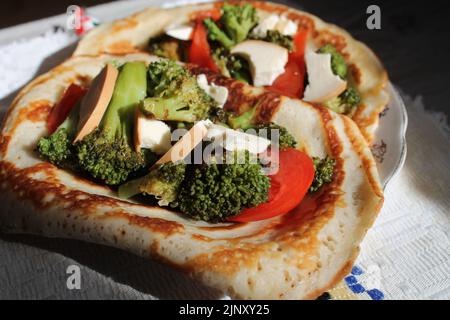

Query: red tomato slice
[266,28,309,99]
[194,8,221,21]
[47,83,87,134]
[229,149,315,222]
[292,28,309,60]
[267,54,305,98]
[189,21,219,72]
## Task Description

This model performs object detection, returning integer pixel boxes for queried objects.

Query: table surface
[0,0,449,300]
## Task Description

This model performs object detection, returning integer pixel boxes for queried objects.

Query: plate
[372,83,408,189]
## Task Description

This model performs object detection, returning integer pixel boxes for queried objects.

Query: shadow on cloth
[0,42,78,117]
[0,233,223,299]
[399,93,450,214]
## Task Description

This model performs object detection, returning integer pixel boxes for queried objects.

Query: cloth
[0,4,449,301]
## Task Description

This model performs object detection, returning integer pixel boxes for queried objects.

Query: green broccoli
[118,162,186,205]
[251,30,293,51]
[176,152,270,222]
[221,3,259,43]
[212,47,251,83]
[324,88,361,115]
[147,59,187,97]
[318,44,347,79]
[148,35,185,61]
[204,19,235,50]
[142,60,216,122]
[204,3,259,49]
[310,156,336,192]
[37,102,80,168]
[254,123,297,149]
[227,105,257,130]
[37,128,73,167]
[74,62,148,186]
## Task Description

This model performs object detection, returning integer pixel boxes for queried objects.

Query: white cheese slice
[206,124,271,154]
[231,40,288,87]
[252,14,298,37]
[252,14,280,37]
[165,23,193,41]
[303,48,347,103]
[276,16,298,36]
[196,74,229,108]
[134,111,172,155]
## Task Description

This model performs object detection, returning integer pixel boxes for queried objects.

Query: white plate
[371,83,408,189]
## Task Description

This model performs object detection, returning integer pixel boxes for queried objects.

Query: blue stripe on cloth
[366,289,384,300]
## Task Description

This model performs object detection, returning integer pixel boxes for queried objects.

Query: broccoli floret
[204,19,235,50]
[209,106,229,124]
[118,162,186,205]
[148,35,185,61]
[212,47,251,83]
[37,127,74,166]
[204,3,259,49]
[324,88,361,115]
[37,102,80,168]
[221,3,259,43]
[228,55,252,83]
[142,60,216,122]
[310,156,336,192]
[75,62,148,185]
[227,106,257,130]
[147,59,187,97]
[251,30,293,51]
[176,152,270,222]
[318,44,347,79]
[254,123,297,149]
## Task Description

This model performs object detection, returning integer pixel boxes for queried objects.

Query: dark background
[1,0,449,114]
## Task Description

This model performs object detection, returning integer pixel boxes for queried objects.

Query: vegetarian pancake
[0,53,383,299]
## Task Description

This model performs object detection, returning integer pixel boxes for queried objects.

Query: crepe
[0,53,383,299]
[74,1,389,144]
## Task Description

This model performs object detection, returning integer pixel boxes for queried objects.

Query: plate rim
[381,83,408,190]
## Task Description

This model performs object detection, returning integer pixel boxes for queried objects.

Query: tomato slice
[47,83,87,134]
[266,28,309,99]
[229,149,315,222]
[266,54,305,98]
[292,28,309,60]
[189,21,219,72]
[194,8,221,21]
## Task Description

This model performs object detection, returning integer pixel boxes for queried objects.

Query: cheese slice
[74,64,118,142]
[252,14,280,37]
[134,110,172,155]
[276,16,298,36]
[303,49,347,103]
[206,124,271,154]
[252,14,298,37]
[231,40,288,87]
[196,74,229,108]
[165,23,193,41]
[155,121,209,165]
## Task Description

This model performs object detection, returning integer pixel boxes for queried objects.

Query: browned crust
[107,40,140,55]
[342,116,383,199]
[0,160,184,236]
